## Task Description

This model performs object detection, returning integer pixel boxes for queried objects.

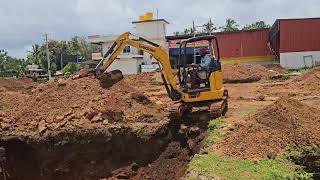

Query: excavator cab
[178,35,221,93]
[173,35,228,117]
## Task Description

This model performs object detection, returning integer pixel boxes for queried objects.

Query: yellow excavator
[77,32,228,118]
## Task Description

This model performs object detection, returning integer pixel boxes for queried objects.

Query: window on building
[123,46,130,53]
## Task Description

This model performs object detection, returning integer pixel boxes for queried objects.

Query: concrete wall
[108,57,144,75]
[135,21,167,39]
[135,20,169,64]
[280,51,320,69]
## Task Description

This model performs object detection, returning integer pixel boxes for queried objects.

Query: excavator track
[209,98,228,118]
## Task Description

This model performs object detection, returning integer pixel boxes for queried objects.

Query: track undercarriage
[168,97,228,120]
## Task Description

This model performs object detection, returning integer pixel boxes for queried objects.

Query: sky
[0,0,319,58]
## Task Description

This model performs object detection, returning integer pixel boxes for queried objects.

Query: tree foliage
[242,21,271,30]
[183,27,195,35]
[63,62,80,75]
[26,36,101,71]
[219,18,239,32]
[202,19,217,34]
[0,49,26,77]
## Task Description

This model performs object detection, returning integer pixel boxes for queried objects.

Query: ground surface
[0,64,319,179]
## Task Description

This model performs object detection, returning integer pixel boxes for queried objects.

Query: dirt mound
[222,64,278,83]
[291,67,320,93]
[219,97,320,159]
[0,76,165,139]
[0,78,35,93]
[265,64,288,74]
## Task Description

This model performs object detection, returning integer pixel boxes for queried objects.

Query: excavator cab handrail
[179,35,218,45]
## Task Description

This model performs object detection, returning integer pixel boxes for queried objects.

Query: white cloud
[0,0,319,58]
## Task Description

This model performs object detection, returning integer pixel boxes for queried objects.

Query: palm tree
[242,21,271,30]
[27,44,42,65]
[220,18,239,32]
[202,18,217,34]
[184,28,191,35]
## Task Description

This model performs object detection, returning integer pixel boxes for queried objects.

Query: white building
[88,12,169,74]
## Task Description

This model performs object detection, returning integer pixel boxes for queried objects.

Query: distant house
[25,65,47,79]
[88,12,169,74]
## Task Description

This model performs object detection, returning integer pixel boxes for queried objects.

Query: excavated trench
[0,111,211,180]
[290,152,320,179]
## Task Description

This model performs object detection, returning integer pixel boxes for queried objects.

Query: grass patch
[204,118,224,147]
[285,146,319,179]
[188,153,298,180]
[208,118,224,130]
[239,106,260,118]
[189,109,315,180]
[287,67,311,75]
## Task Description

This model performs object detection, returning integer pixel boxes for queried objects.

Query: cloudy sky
[1,0,319,58]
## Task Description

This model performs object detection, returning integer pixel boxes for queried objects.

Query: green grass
[188,153,298,180]
[204,118,225,147]
[287,67,311,75]
[208,118,224,130]
[188,113,313,180]
[239,106,260,118]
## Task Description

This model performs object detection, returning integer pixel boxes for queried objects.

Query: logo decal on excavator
[139,45,155,52]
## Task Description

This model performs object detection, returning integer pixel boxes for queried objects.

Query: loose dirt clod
[219,97,320,159]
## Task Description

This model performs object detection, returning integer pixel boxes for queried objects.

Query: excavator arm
[94,32,181,101]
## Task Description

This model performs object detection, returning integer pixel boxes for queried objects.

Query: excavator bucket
[72,69,123,88]
[96,69,123,88]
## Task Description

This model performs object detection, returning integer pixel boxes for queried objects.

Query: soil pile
[0,76,165,138]
[222,64,278,83]
[291,67,320,94]
[0,78,35,93]
[265,64,288,74]
[219,97,320,159]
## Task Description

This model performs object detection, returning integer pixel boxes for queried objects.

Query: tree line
[26,36,101,74]
[173,18,271,35]
[0,50,27,77]
[0,36,101,77]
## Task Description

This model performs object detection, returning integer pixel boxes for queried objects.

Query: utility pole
[193,20,196,64]
[45,33,51,80]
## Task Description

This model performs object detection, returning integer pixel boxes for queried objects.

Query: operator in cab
[199,47,220,73]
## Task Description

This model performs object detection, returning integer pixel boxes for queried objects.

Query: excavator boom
[93,32,181,100]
